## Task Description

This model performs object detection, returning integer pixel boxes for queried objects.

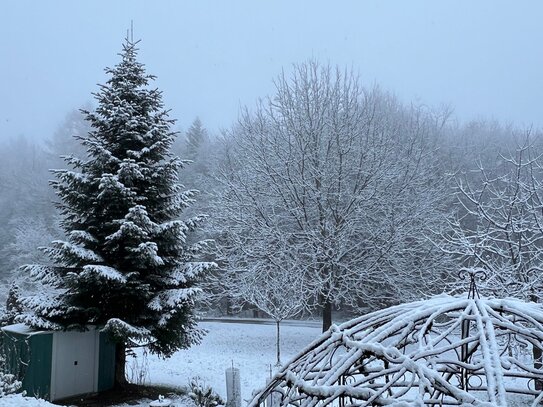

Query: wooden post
[275,321,281,367]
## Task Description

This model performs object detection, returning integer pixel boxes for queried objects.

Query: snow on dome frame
[250,271,543,406]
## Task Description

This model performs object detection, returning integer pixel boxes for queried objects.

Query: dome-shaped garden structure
[250,273,543,406]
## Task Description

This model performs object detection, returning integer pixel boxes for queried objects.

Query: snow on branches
[440,134,543,301]
[213,61,451,331]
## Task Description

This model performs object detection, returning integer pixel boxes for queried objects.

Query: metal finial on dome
[458,267,487,299]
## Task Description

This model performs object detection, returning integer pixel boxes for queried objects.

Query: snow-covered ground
[129,320,321,403]
[0,394,193,407]
[0,394,56,407]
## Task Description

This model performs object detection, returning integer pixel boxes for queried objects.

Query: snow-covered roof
[249,295,543,407]
[1,323,102,336]
[1,323,49,336]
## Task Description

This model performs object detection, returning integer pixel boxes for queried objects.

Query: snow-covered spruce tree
[17,39,214,386]
[184,117,209,162]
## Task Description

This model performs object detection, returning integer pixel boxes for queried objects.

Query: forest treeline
[1,61,540,327]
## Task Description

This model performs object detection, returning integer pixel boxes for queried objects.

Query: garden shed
[1,324,116,401]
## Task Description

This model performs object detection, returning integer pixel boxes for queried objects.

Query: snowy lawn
[128,320,321,403]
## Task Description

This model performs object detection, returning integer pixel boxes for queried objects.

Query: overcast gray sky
[1,0,542,141]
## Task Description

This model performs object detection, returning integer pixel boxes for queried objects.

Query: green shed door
[2,327,53,400]
[27,333,53,399]
[97,332,115,392]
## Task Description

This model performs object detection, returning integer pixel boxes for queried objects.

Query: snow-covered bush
[188,376,224,407]
[0,309,21,397]
[0,353,21,397]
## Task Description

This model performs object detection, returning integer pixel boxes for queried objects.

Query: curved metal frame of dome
[250,271,543,407]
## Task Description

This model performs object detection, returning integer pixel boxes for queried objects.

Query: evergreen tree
[176,117,213,194]
[45,105,91,166]
[184,117,208,161]
[17,39,214,386]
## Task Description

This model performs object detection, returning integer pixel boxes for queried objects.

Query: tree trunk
[275,320,281,366]
[114,342,128,388]
[226,297,233,316]
[322,299,332,332]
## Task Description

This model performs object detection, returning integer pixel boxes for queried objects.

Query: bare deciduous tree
[212,61,449,331]
[220,260,307,366]
[440,131,543,300]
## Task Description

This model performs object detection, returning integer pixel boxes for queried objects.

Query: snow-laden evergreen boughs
[17,39,214,381]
